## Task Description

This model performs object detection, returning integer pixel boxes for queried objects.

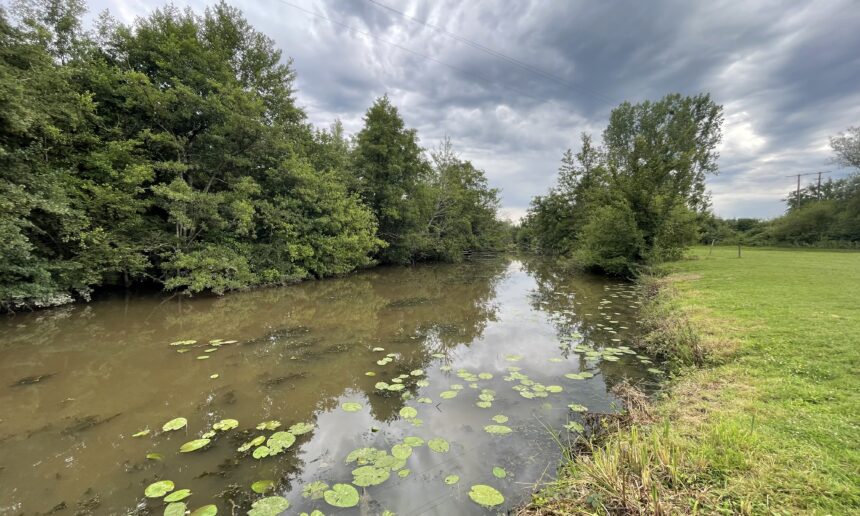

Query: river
[0,257,656,515]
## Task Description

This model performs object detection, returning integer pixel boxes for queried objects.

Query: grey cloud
[87,0,860,220]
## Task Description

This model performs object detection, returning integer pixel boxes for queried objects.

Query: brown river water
[0,256,657,515]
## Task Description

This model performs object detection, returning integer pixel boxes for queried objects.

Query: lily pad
[251,480,275,494]
[444,474,460,485]
[484,425,512,435]
[302,480,329,499]
[256,420,281,431]
[428,437,449,453]
[164,489,192,502]
[568,404,588,412]
[468,484,505,508]
[476,401,492,408]
[188,505,217,516]
[374,381,390,390]
[546,385,563,393]
[439,390,457,399]
[323,483,359,508]
[162,417,187,432]
[164,502,186,516]
[266,431,296,454]
[564,421,584,433]
[492,466,507,478]
[416,397,432,403]
[399,407,418,419]
[179,438,210,453]
[341,402,362,412]
[410,369,424,376]
[145,480,175,498]
[288,422,314,435]
[238,435,266,452]
[391,443,412,460]
[398,468,411,478]
[146,453,163,461]
[478,372,493,380]
[352,465,390,487]
[403,436,424,447]
[365,371,376,376]
[372,347,385,352]
[386,384,405,391]
[248,496,290,516]
[212,419,238,431]
[132,429,150,438]
[491,414,509,423]
[252,445,271,459]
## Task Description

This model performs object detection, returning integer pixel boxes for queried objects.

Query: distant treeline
[0,1,509,310]
[702,167,860,248]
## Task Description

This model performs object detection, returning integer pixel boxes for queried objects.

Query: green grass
[526,246,860,514]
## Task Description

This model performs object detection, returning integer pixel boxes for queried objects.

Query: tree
[351,95,429,264]
[830,126,860,170]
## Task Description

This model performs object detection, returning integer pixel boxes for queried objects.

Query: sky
[84,0,860,220]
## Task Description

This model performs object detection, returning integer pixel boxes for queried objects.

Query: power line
[785,171,832,201]
[272,0,546,102]
[365,0,615,105]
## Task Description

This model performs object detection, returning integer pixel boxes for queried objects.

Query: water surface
[0,257,654,515]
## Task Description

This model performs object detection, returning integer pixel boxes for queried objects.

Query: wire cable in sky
[365,0,615,105]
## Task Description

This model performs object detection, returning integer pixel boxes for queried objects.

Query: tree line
[701,128,860,248]
[0,0,508,310]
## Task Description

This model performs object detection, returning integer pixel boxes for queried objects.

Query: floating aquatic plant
[132,429,150,438]
[212,419,238,431]
[251,480,275,494]
[162,417,187,432]
[492,466,507,479]
[164,502,186,516]
[468,484,504,508]
[266,431,296,454]
[188,505,217,516]
[341,402,362,412]
[484,425,512,435]
[288,422,314,435]
[164,489,192,502]
[323,484,359,508]
[567,404,587,412]
[444,475,459,485]
[391,443,412,460]
[428,437,449,453]
[491,414,509,423]
[439,390,457,399]
[179,438,210,453]
[302,481,329,499]
[248,496,290,516]
[256,420,280,431]
[352,465,390,487]
[403,436,424,447]
[564,421,584,433]
[399,407,417,419]
[144,480,174,498]
[238,436,265,452]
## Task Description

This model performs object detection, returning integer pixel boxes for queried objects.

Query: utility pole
[785,171,832,207]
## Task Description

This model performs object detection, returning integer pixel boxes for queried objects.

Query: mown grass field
[528,246,860,514]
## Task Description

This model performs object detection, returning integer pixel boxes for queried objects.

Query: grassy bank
[526,246,860,514]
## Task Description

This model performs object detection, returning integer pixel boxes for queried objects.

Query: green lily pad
[188,505,217,516]
[546,385,563,393]
[491,414,509,423]
[391,443,412,460]
[428,437,449,453]
[179,438,210,453]
[346,447,383,464]
[478,372,493,380]
[468,484,505,508]
[302,480,329,499]
[132,429,150,438]
[162,417,187,432]
[416,379,430,387]
[341,402,362,412]
[145,480,175,498]
[440,365,452,372]
[365,371,376,376]
[416,397,432,403]
[398,468,411,478]
[568,404,588,412]
[476,401,492,408]
[410,369,424,376]
[352,465,390,487]
[372,347,385,352]
[439,390,457,399]
[386,383,405,391]
[323,483,359,508]
[248,496,290,516]
[256,420,281,431]
[492,466,507,478]
[146,453,163,461]
[504,354,522,361]
[164,502,186,516]
[164,489,192,502]
[444,474,460,485]
[403,436,424,447]
[169,340,196,346]
[399,407,418,419]
[267,431,296,454]
[252,445,271,459]
[238,435,266,452]
[212,419,238,431]
[374,381,390,390]
[251,480,275,494]
[288,422,314,435]
[484,425,512,435]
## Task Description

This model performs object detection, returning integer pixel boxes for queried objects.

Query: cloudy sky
[86,0,860,220]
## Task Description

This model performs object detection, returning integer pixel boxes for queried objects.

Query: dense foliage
[518,93,724,274]
[0,0,506,310]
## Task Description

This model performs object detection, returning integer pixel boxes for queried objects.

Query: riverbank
[524,246,860,514]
